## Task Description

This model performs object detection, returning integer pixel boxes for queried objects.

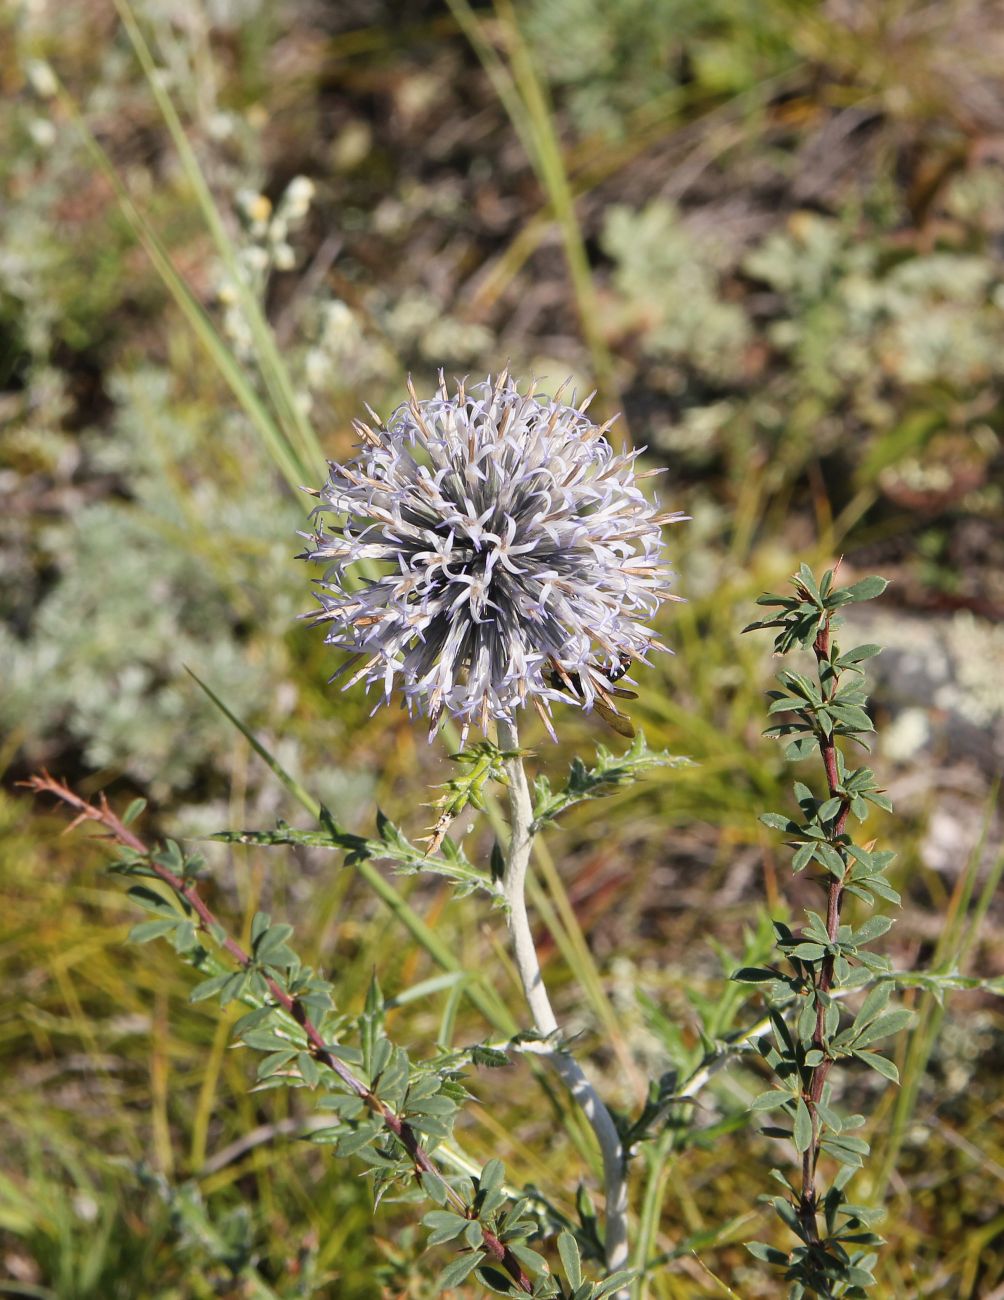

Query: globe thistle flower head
[302,371,684,739]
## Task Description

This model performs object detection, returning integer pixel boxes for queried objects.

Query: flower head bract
[302,372,683,737]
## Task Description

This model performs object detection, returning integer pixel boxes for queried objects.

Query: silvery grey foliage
[302,372,683,736]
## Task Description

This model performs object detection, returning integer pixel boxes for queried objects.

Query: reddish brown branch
[23,772,533,1293]
[797,615,852,1237]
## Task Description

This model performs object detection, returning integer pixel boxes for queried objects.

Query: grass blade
[113,0,326,483]
[186,668,515,1032]
[55,80,306,493]
[445,0,620,422]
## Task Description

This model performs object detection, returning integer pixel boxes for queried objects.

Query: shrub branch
[23,772,534,1294]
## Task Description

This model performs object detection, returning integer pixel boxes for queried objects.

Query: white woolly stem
[496,718,630,1279]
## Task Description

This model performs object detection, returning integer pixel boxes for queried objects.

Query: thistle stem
[496,719,630,1276]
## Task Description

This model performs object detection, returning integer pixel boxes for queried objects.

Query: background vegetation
[1,0,1002,1295]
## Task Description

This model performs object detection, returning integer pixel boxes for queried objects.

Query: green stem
[355,857,515,1031]
[632,1132,673,1300]
[188,669,514,1032]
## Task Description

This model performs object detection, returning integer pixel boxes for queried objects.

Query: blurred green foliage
[522,0,798,139]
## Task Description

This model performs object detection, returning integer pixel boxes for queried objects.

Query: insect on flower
[545,653,638,738]
[301,371,684,740]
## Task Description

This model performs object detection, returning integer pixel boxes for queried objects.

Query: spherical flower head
[301,372,683,738]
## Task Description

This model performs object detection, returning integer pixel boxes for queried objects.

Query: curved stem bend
[496,718,629,1276]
